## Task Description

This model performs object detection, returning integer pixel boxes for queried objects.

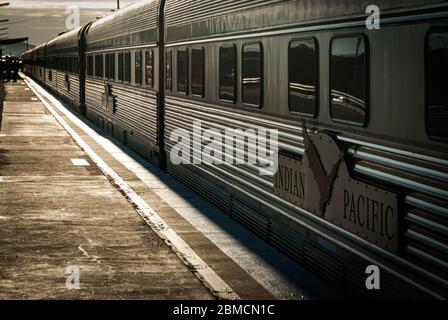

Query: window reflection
[427,32,448,140]
[118,52,123,81]
[87,55,93,77]
[289,39,318,116]
[242,43,262,107]
[145,50,153,87]
[105,53,110,79]
[109,53,115,80]
[219,45,236,102]
[95,54,103,78]
[330,36,368,126]
[135,50,142,85]
[166,51,172,91]
[124,52,131,83]
[191,48,205,97]
[177,49,188,94]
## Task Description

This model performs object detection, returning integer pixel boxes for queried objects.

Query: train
[22,0,448,299]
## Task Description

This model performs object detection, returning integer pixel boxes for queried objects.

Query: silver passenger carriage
[163,0,448,298]
[84,0,162,166]
[30,44,46,83]
[44,28,83,112]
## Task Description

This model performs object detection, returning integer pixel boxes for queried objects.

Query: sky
[0,0,138,46]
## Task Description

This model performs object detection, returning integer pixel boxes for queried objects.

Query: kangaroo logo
[301,119,345,214]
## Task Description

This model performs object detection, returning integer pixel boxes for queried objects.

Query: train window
[145,50,153,87]
[95,54,104,78]
[177,49,189,94]
[330,35,368,126]
[242,43,263,107]
[118,52,123,81]
[289,39,318,116]
[219,45,237,102]
[74,57,78,75]
[135,50,143,85]
[124,52,131,83]
[109,53,115,80]
[166,51,172,91]
[426,31,448,140]
[191,48,205,97]
[105,54,110,79]
[70,57,74,73]
[90,55,94,76]
[87,55,93,77]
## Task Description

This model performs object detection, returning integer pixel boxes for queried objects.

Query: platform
[0,77,337,300]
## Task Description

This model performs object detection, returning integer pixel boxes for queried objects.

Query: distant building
[1,42,35,57]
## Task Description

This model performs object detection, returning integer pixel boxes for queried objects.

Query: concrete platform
[0,80,216,299]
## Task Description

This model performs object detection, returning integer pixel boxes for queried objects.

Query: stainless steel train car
[83,0,162,165]
[23,0,448,299]
[45,28,83,111]
[21,50,32,75]
[30,43,46,84]
[44,37,59,94]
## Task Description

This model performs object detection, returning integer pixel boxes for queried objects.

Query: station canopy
[0,37,28,45]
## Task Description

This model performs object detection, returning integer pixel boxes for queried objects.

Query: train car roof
[164,0,448,43]
[31,43,47,58]
[20,50,30,59]
[46,27,82,56]
[85,0,160,52]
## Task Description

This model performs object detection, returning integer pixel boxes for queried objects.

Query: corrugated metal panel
[269,218,304,263]
[46,28,81,56]
[165,0,287,27]
[126,133,152,159]
[231,196,270,241]
[44,69,57,90]
[346,142,448,285]
[164,0,448,42]
[167,161,231,212]
[84,78,159,166]
[86,0,160,51]
[56,72,80,106]
[85,78,158,142]
[303,239,346,289]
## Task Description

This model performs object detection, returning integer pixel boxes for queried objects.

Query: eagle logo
[301,119,345,214]
[102,84,115,114]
